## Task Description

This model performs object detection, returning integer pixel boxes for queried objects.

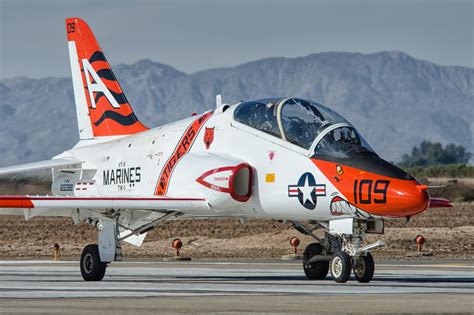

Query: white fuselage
[54,104,346,222]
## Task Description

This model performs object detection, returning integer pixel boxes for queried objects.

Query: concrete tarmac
[0,260,473,314]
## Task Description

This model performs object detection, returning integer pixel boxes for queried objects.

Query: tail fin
[66,17,148,139]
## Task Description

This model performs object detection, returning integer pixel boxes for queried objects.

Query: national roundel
[288,172,326,210]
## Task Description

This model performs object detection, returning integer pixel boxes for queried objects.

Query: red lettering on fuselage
[155,112,213,196]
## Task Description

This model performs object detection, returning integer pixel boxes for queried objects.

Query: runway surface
[0,260,473,313]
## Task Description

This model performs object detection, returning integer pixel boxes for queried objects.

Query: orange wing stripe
[0,196,34,208]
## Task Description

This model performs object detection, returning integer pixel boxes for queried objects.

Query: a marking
[155,112,213,196]
[66,22,75,33]
[266,173,275,183]
[82,58,121,109]
[196,166,234,193]
[203,127,215,150]
[288,173,326,210]
[94,111,140,127]
[354,179,390,205]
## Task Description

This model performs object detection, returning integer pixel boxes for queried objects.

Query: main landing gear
[80,244,107,281]
[302,243,329,280]
[79,217,122,281]
[77,211,179,281]
[296,219,384,284]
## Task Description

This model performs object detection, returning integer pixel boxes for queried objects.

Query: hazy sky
[0,0,472,79]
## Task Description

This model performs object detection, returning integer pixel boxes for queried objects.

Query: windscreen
[314,126,374,158]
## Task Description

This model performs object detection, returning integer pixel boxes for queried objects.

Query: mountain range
[0,51,472,167]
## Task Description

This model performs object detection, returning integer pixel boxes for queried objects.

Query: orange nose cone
[386,181,430,217]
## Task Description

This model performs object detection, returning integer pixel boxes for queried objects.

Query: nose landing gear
[330,251,352,283]
[352,252,375,283]
[295,220,383,284]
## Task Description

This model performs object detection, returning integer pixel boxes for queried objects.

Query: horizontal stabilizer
[0,159,82,176]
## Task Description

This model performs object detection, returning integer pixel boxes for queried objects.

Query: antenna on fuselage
[215,94,231,113]
[216,94,222,108]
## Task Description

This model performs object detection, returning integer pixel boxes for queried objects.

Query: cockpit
[233,98,374,158]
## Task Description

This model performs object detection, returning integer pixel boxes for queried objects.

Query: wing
[0,195,210,248]
[0,195,209,212]
[0,159,82,176]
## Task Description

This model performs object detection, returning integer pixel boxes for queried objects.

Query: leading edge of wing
[0,195,210,212]
[0,159,82,176]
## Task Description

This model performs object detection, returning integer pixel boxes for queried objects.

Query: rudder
[66,17,148,139]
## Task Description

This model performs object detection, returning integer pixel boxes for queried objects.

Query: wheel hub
[83,253,94,274]
[331,256,343,277]
[353,258,366,278]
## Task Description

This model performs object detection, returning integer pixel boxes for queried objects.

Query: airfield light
[172,238,183,257]
[290,237,300,255]
[51,243,60,261]
[415,235,426,253]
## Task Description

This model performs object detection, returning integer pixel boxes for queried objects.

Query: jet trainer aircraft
[0,18,451,283]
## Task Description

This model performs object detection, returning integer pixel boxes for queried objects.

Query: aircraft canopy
[234,98,374,157]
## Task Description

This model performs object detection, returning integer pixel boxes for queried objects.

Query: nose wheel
[352,252,375,283]
[330,251,352,283]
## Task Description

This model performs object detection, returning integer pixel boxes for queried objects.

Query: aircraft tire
[302,243,329,280]
[80,244,107,281]
[353,252,375,283]
[330,251,351,283]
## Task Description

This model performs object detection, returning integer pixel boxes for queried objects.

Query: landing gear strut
[80,217,122,281]
[77,211,180,281]
[295,219,384,284]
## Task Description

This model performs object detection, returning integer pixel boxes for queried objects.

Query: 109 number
[353,179,390,204]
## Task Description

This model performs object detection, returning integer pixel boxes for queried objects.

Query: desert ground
[0,203,472,260]
[0,176,472,260]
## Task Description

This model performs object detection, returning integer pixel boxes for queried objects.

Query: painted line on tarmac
[0,260,472,269]
[383,264,474,269]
